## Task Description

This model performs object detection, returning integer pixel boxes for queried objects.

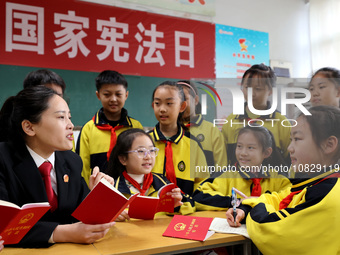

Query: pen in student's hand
[232,187,247,199]
[231,188,237,226]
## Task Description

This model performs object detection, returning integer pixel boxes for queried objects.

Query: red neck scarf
[164,141,177,186]
[251,178,263,196]
[123,171,154,196]
[279,172,340,210]
[93,116,124,161]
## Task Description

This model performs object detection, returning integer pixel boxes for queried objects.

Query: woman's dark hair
[310,67,340,88]
[177,80,201,114]
[242,64,276,89]
[23,69,66,94]
[0,86,57,144]
[106,129,155,179]
[151,81,186,129]
[95,70,128,91]
[236,124,286,167]
[297,105,340,161]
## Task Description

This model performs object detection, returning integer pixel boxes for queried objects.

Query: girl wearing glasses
[105,128,183,221]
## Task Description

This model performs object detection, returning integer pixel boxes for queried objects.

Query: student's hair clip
[177,82,197,97]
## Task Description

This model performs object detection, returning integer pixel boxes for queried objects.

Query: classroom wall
[108,0,312,78]
[0,0,311,127]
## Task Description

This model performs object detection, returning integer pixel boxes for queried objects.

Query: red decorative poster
[0,0,215,79]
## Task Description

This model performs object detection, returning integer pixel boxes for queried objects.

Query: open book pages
[209,217,250,239]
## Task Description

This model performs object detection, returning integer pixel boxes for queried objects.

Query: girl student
[0,86,115,247]
[105,128,183,221]
[308,67,340,107]
[193,124,291,211]
[149,81,209,215]
[177,80,227,176]
[227,105,340,255]
[221,64,291,167]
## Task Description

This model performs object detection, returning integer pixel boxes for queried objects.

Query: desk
[94,211,251,255]
[3,211,251,255]
[2,243,97,255]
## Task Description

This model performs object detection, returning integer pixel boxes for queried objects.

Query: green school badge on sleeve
[178,161,186,172]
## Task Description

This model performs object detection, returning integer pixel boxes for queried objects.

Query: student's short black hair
[241,64,276,89]
[23,69,66,94]
[310,67,340,88]
[95,70,128,91]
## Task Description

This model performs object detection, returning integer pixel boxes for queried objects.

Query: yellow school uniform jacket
[241,170,340,255]
[193,166,291,211]
[76,108,143,186]
[114,172,193,215]
[221,103,291,166]
[185,114,228,171]
[149,123,209,215]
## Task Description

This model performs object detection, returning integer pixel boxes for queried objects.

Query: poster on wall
[214,24,269,120]
[0,0,215,79]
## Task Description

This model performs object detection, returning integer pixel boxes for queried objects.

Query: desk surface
[3,211,249,255]
[94,211,248,255]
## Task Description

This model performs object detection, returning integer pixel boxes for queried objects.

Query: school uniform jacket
[76,107,143,186]
[185,114,228,169]
[241,170,340,255]
[0,142,89,247]
[221,102,291,166]
[193,167,291,211]
[148,124,209,215]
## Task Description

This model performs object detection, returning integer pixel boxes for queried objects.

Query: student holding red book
[0,86,115,247]
[105,128,183,221]
[227,106,340,255]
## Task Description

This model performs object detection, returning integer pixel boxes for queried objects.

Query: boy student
[23,69,66,97]
[76,70,143,186]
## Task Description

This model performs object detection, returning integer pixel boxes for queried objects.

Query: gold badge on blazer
[63,174,69,183]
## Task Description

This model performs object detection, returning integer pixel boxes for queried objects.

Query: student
[309,67,340,107]
[105,128,183,221]
[221,64,291,166]
[177,80,227,176]
[193,125,291,211]
[23,69,66,97]
[0,86,115,247]
[227,105,340,255]
[76,70,143,186]
[149,81,209,215]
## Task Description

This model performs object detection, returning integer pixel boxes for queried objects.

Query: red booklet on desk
[0,200,51,244]
[128,183,176,220]
[72,178,138,224]
[163,215,215,241]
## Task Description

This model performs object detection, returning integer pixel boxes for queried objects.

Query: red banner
[0,0,215,79]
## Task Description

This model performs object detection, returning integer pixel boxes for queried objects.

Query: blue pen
[231,187,237,226]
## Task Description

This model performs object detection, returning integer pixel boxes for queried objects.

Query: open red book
[72,178,138,224]
[128,183,176,220]
[163,215,215,241]
[0,200,51,244]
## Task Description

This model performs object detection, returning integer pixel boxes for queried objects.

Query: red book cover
[162,215,215,241]
[71,178,138,224]
[128,183,176,220]
[0,200,51,245]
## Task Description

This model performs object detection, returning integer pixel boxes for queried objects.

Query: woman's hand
[89,166,115,190]
[53,221,115,244]
[226,208,245,227]
[167,188,183,208]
